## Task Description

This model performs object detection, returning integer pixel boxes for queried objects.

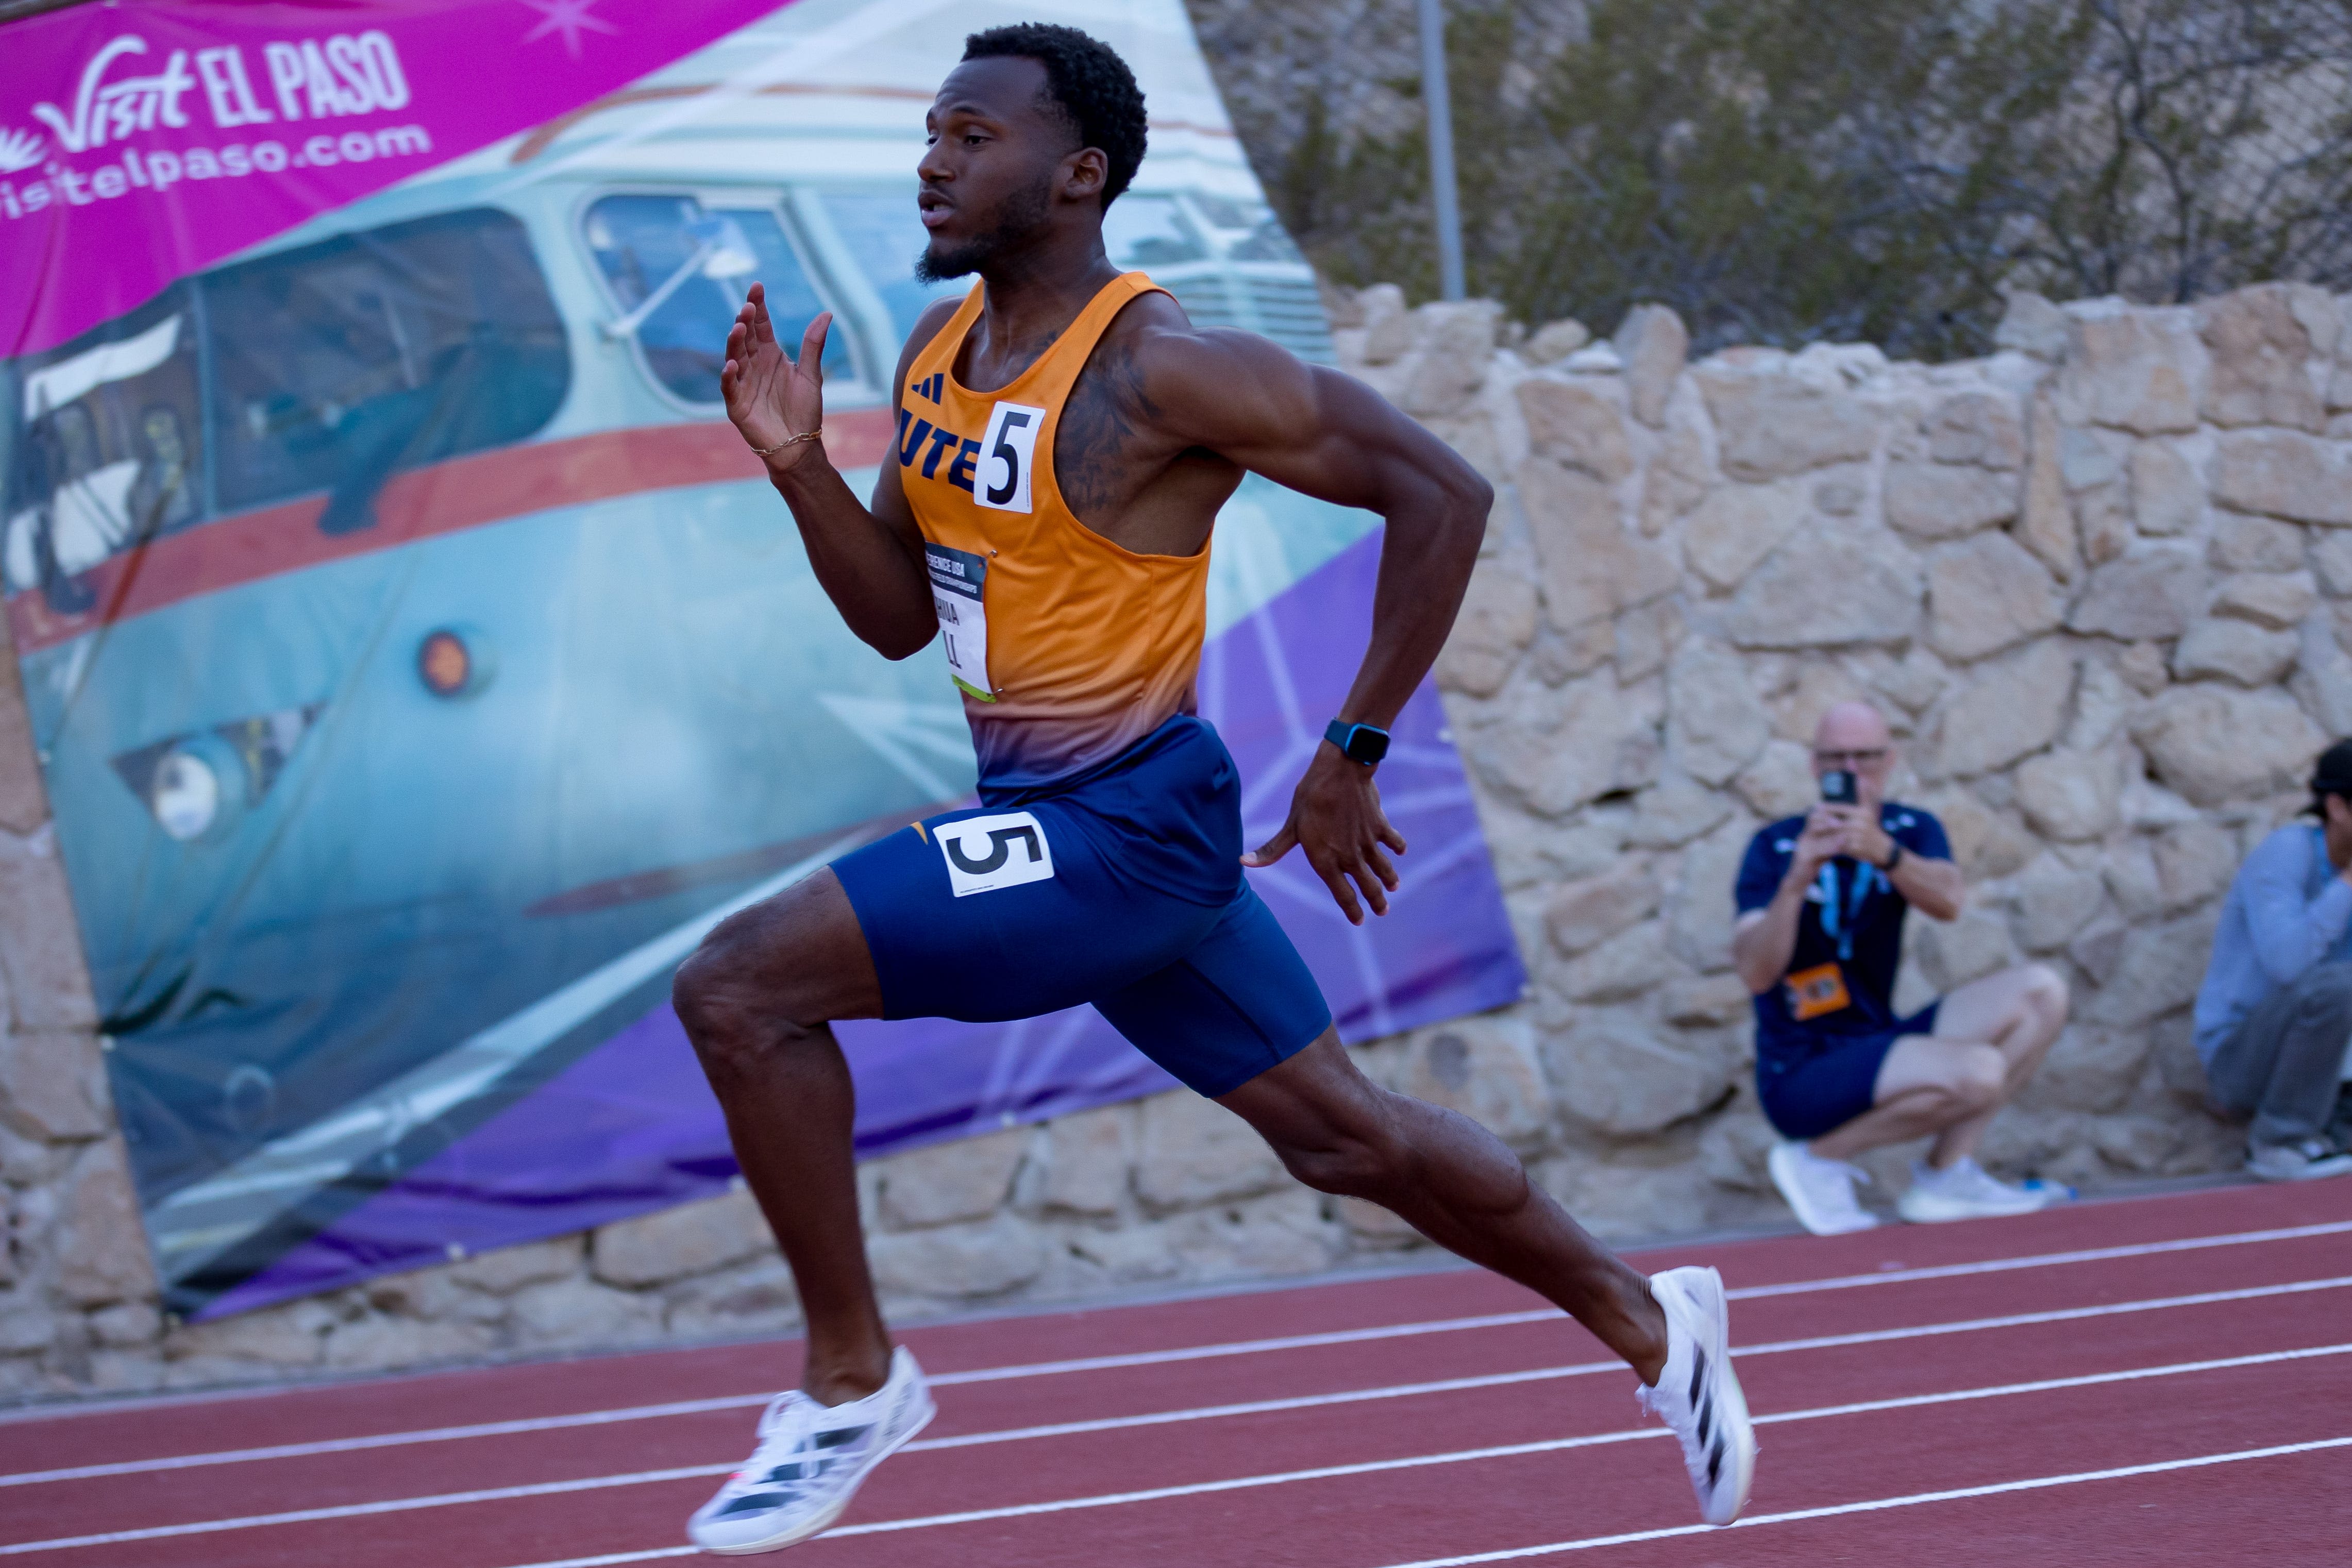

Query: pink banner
[0,0,788,358]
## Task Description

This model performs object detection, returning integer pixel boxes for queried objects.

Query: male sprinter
[676,24,1753,1553]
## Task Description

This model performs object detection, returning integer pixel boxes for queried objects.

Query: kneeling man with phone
[1731,702,2072,1233]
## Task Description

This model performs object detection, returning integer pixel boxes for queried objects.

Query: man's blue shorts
[1755,1002,1942,1141]
[831,715,1332,1098]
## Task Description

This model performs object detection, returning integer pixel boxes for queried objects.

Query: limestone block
[593,1188,769,1287]
[2116,640,2172,695]
[1528,618,1616,684]
[1640,411,1713,537]
[1542,1016,1733,1136]
[1736,739,1817,820]
[0,640,46,836]
[1916,909,2020,992]
[1928,390,2026,469]
[2212,571,2319,630]
[1518,459,1678,630]
[662,1257,800,1341]
[1405,1016,1553,1143]
[876,1127,1028,1229]
[2084,913,2217,1026]
[2013,854,2107,953]
[2015,395,2081,582]
[1035,1105,1131,1217]
[1874,647,1951,716]
[2132,685,2325,805]
[163,1302,331,1368]
[2197,283,2326,431]
[1722,524,1922,650]
[1626,774,1733,849]
[2056,304,2203,434]
[1435,567,1539,698]
[1614,304,1689,428]
[1467,675,1659,818]
[1518,378,1634,483]
[0,828,97,1032]
[1996,291,2071,359]
[2121,772,2202,829]
[2291,618,2352,736]
[1681,481,1807,593]
[1134,1091,1284,1210]
[1665,821,1755,971]
[1477,810,1629,889]
[1335,1195,1422,1245]
[324,1316,497,1371]
[2171,617,2298,686]
[1694,366,1878,481]
[1926,532,2063,662]
[1931,639,2075,778]
[1768,663,1872,742]
[2313,533,2352,595]
[54,1142,156,1308]
[2065,547,2204,640]
[1663,973,1754,1027]
[1885,461,2020,542]
[0,1031,107,1141]
[1550,921,1676,1004]
[2013,749,2125,841]
[2033,1028,2154,1115]
[870,1213,1049,1301]
[1162,1189,1339,1280]
[1543,865,1661,955]
[446,1237,582,1294]
[2128,441,2203,536]
[2100,838,2165,922]
[2153,821,2238,913]
[1664,639,1772,785]
[1523,318,1590,364]
[88,1300,161,1348]
[1613,598,1683,684]
[2074,481,2133,567]
[2210,512,2307,574]
[2208,430,2352,526]
[1359,285,1411,365]
[1397,301,1503,416]
[1919,788,2037,880]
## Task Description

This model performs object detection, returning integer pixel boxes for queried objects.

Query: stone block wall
[5,281,2341,1402]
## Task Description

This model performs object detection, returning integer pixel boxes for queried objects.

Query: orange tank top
[898,272,1208,793]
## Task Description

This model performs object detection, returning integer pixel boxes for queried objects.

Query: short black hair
[962,23,1147,207]
[2309,738,2352,818]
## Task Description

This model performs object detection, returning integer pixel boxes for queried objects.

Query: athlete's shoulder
[1098,288,1317,433]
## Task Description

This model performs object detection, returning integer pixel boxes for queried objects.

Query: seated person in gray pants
[2195,740,2352,1181]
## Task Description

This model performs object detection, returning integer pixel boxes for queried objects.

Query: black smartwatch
[1324,719,1391,766]
[1879,840,1905,873]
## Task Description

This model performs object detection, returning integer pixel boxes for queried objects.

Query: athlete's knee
[1266,1106,1415,1201]
[1939,1044,2008,1116]
[2014,963,2071,1035]
[673,913,817,1057]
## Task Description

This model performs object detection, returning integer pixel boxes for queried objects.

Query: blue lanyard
[1815,859,1883,964]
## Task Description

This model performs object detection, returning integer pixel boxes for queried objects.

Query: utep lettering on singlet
[896,408,982,491]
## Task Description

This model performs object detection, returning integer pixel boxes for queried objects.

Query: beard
[915,174,1053,283]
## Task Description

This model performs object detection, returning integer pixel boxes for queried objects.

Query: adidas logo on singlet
[908,372,945,403]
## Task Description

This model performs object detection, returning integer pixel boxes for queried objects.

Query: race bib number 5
[925,543,993,701]
[976,400,1046,514]
[935,811,1055,897]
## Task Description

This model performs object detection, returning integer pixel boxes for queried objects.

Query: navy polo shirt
[1734,804,1952,1058]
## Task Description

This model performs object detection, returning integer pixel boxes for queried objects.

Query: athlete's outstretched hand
[722,282,830,474]
[1242,745,1408,925]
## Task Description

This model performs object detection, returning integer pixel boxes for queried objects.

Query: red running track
[4,1180,2349,1567]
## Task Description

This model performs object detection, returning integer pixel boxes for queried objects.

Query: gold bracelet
[748,428,824,456]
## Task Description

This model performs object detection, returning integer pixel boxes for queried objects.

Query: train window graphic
[4,0,1361,1313]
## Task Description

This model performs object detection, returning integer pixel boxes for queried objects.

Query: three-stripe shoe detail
[1637,1266,1756,1526]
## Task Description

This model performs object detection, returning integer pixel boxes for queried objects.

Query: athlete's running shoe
[1767,1141,1878,1235]
[1894,1156,2050,1222]
[688,1347,935,1554]
[1636,1265,1756,1526]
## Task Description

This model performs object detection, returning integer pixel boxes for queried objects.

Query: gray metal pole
[1417,0,1467,301]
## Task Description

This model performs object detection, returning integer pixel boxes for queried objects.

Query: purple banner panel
[200,530,1526,1318]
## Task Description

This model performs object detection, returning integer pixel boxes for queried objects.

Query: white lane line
[8,1217,2346,1491]
[1372,1436,2352,1566]
[6,1321,2345,1560]
[471,1352,2352,1568]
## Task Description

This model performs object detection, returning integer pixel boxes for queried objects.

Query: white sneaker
[1636,1266,1757,1526]
[2246,1138,2352,1183]
[1767,1141,1878,1235]
[688,1347,935,1554]
[1895,1157,2049,1223]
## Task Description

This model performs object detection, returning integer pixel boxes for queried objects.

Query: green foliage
[1204,0,2352,358]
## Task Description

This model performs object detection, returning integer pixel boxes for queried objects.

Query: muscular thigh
[697,867,885,1023]
[1928,966,2040,1044]
[1873,1035,1996,1101]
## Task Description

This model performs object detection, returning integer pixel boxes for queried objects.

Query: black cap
[2316,739,2352,796]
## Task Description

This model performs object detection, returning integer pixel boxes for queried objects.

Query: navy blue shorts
[1756,1002,1942,1141]
[831,716,1332,1098]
